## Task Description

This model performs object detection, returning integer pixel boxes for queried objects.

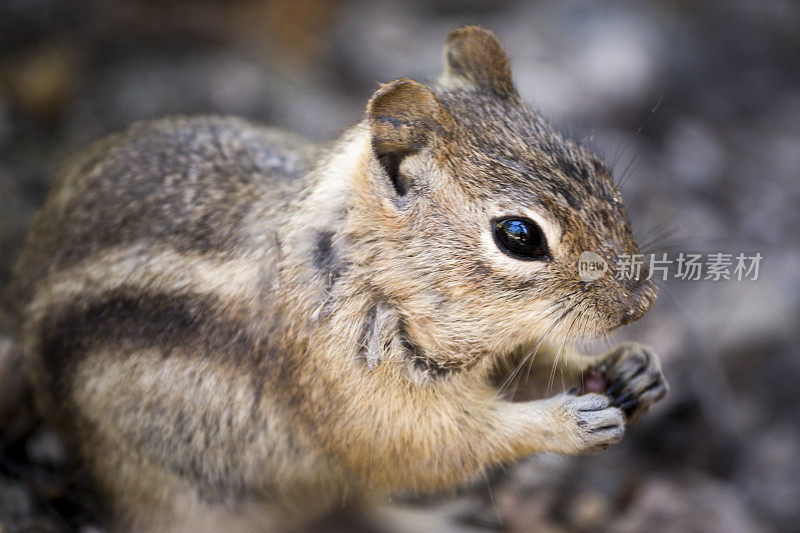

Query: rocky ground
[1,1,799,531]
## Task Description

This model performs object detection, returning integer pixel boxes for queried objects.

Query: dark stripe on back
[39,287,261,402]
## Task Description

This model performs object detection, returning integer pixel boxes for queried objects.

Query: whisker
[613,96,663,187]
[638,224,683,252]
[494,292,580,399]
[616,141,647,189]
[611,96,664,175]
[547,303,580,395]
[495,287,591,399]
[494,306,564,398]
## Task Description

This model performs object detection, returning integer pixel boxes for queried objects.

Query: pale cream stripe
[25,244,271,322]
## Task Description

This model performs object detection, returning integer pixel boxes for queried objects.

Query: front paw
[556,393,625,454]
[587,342,668,423]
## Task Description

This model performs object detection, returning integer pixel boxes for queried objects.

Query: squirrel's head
[349,26,656,366]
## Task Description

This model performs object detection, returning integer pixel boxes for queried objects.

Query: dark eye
[492,217,549,260]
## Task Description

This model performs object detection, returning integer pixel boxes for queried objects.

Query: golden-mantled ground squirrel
[10,26,667,531]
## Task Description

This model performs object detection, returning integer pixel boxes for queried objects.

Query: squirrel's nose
[619,278,657,325]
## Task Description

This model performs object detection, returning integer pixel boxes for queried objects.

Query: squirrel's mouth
[546,279,657,340]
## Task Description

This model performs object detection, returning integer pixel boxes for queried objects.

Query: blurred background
[0,0,798,531]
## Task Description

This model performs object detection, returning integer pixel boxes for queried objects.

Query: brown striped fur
[10,27,666,530]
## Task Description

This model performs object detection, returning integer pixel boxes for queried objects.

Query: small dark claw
[628,362,647,380]
[610,391,633,407]
[641,379,668,401]
[654,382,669,401]
[625,404,648,419]
[618,398,639,413]
[605,378,624,397]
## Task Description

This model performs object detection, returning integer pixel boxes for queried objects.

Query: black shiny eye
[492,217,549,260]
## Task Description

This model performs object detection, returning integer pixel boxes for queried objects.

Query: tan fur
[10,26,667,530]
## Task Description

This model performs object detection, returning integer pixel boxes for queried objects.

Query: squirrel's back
[14,116,316,302]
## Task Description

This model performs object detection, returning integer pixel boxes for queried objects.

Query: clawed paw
[559,392,625,454]
[586,342,668,423]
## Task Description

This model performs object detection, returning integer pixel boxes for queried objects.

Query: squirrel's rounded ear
[440,26,517,98]
[367,79,447,197]
[367,79,445,153]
